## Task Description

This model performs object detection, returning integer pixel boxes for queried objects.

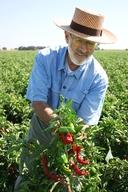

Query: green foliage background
[0,50,128,192]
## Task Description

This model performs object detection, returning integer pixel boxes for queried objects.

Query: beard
[68,45,90,66]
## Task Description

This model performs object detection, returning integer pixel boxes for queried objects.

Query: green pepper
[69,123,75,128]
[58,152,68,164]
[62,164,72,175]
[91,167,97,174]
[59,126,76,133]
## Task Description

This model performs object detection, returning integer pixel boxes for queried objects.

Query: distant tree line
[18,46,46,50]
[0,46,46,51]
[2,47,7,50]
[1,46,128,51]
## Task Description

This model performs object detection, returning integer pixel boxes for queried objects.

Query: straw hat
[55,7,117,44]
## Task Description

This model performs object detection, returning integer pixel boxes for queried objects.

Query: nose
[80,40,96,51]
[79,42,88,53]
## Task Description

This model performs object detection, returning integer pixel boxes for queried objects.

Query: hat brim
[55,21,117,44]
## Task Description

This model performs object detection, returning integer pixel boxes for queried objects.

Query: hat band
[70,20,102,36]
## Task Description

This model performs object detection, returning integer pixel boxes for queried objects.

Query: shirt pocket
[66,89,89,111]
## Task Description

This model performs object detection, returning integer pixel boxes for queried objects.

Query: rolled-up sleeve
[26,53,50,102]
[77,74,108,125]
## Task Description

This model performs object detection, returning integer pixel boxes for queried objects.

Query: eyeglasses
[70,34,96,49]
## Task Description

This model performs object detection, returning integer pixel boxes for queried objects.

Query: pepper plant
[19,97,104,192]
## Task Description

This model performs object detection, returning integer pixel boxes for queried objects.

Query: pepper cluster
[59,131,90,176]
[40,125,90,182]
[40,99,90,188]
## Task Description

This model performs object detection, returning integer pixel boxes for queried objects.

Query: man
[14,7,117,191]
[26,7,117,126]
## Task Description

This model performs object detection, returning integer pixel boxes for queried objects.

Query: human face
[67,33,96,66]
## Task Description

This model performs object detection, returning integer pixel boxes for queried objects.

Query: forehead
[70,33,96,44]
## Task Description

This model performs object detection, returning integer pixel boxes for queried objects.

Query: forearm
[32,101,54,124]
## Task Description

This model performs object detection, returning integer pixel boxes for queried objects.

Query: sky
[0,0,128,49]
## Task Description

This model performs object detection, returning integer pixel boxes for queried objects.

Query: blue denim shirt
[26,46,108,125]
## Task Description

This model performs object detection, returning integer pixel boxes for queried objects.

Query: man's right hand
[32,101,54,124]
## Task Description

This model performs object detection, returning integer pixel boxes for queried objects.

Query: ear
[64,31,70,43]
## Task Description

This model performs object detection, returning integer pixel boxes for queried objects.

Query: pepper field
[0,50,128,192]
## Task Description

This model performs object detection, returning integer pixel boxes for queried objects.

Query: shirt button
[63,85,66,89]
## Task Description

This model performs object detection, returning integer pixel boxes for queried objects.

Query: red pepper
[76,153,90,165]
[72,144,90,165]
[59,133,73,145]
[40,155,63,182]
[72,144,81,152]
[71,163,89,176]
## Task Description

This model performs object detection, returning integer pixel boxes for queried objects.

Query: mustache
[75,50,89,56]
